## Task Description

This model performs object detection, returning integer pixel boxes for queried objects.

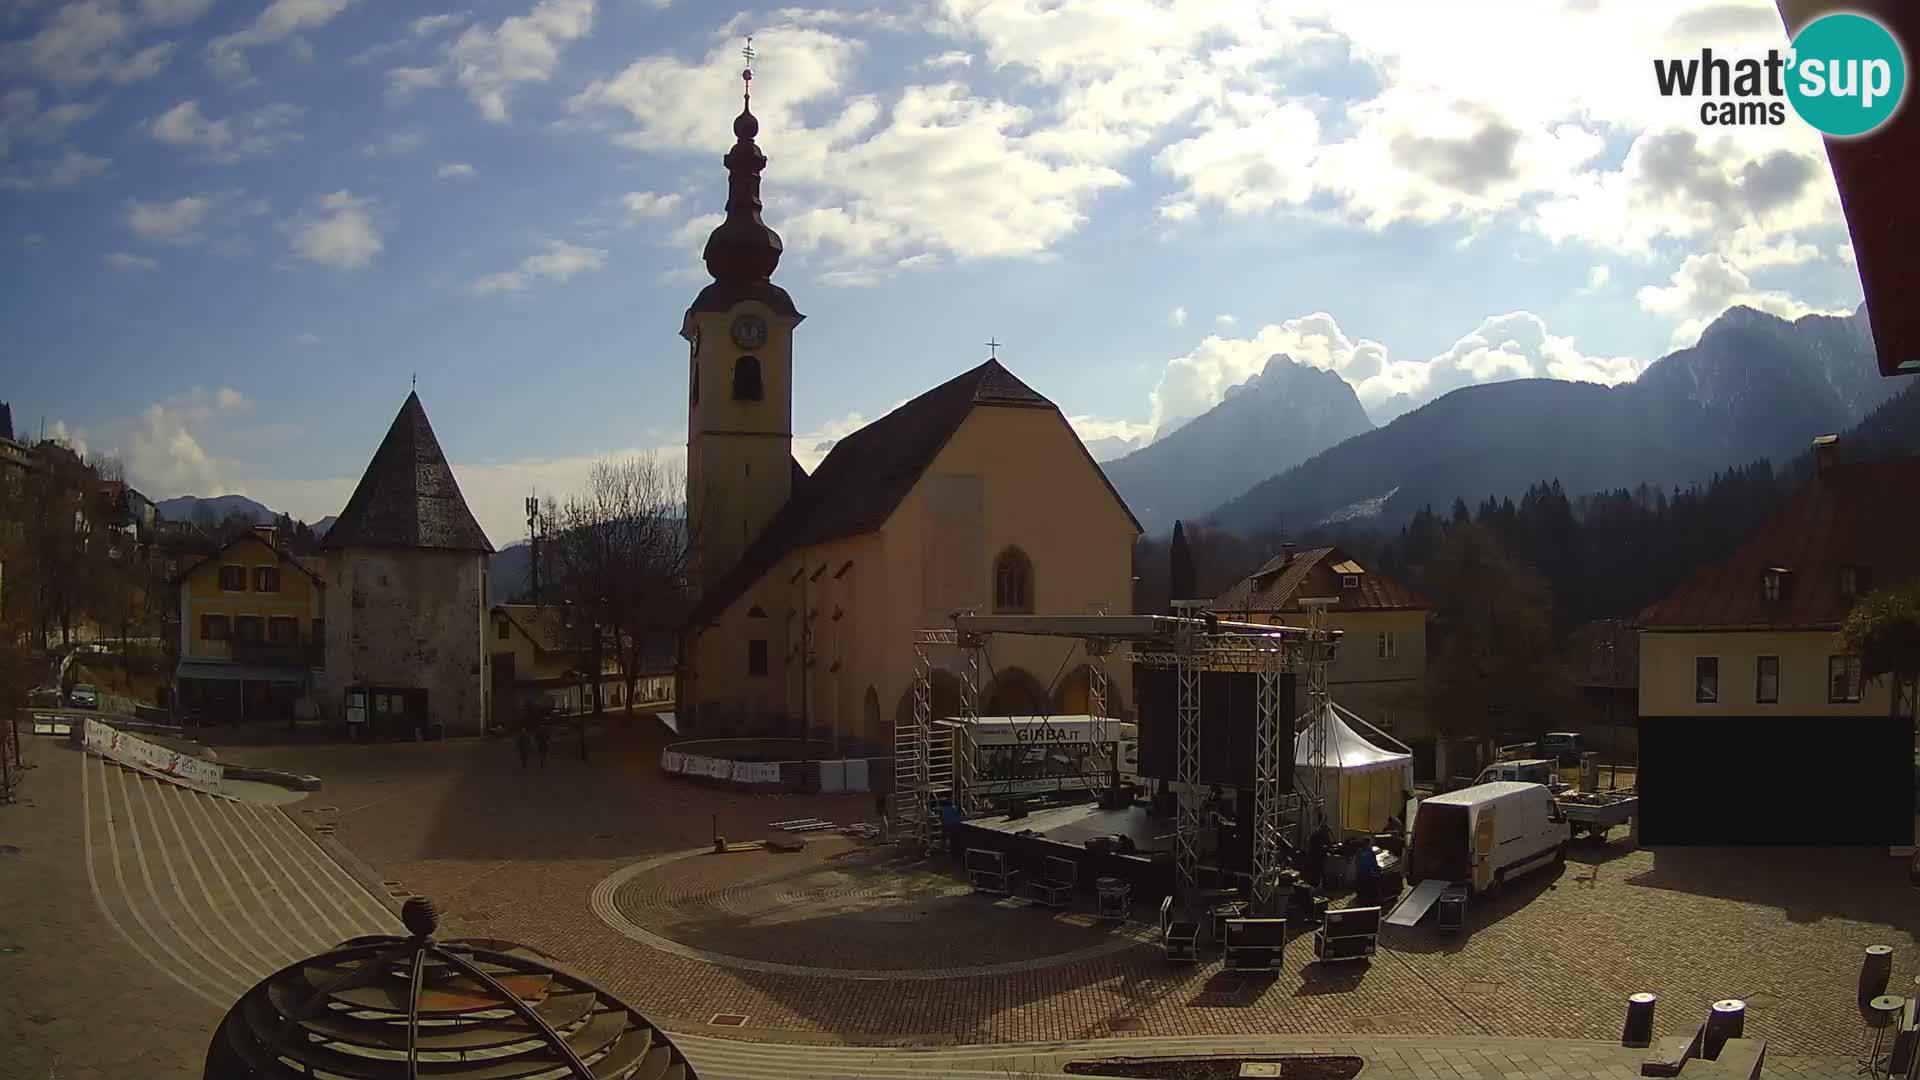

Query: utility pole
[525,494,541,603]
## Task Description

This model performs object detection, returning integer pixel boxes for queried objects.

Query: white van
[1406,781,1569,896]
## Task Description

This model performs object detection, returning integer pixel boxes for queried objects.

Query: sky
[1,0,1868,548]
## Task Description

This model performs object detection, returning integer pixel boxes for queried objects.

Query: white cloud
[1585,265,1610,291]
[410,12,470,36]
[104,251,157,271]
[69,387,254,499]
[0,0,174,86]
[1214,314,1236,328]
[1148,309,1645,433]
[470,239,607,295]
[0,89,99,156]
[123,194,211,242]
[385,65,442,104]
[1635,253,1853,350]
[0,147,108,190]
[286,190,382,270]
[207,0,358,82]
[1837,243,1856,267]
[791,411,871,471]
[620,190,681,222]
[572,27,1129,278]
[436,161,476,179]
[20,233,46,246]
[1067,415,1154,460]
[295,331,320,345]
[149,99,301,162]
[923,50,971,69]
[1169,305,1186,327]
[448,0,597,122]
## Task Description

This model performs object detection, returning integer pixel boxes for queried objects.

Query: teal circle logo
[1786,13,1906,137]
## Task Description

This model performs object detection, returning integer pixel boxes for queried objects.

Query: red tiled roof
[1211,546,1428,614]
[688,358,1142,626]
[1636,456,1920,630]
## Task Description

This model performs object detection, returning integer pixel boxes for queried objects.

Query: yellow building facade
[174,526,326,721]
[678,85,1140,748]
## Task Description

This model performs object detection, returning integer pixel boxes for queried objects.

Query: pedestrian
[535,724,549,768]
[516,726,531,769]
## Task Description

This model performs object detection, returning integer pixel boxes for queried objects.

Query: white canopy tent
[1295,701,1415,838]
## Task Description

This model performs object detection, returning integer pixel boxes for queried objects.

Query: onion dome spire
[703,36,783,283]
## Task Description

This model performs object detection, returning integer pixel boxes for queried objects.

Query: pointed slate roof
[689,358,1141,625]
[322,392,494,554]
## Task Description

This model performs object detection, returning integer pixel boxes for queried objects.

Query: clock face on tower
[730,313,769,350]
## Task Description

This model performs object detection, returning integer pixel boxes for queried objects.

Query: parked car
[67,684,99,710]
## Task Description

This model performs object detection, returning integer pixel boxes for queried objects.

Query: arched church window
[993,547,1033,613]
[732,355,763,401]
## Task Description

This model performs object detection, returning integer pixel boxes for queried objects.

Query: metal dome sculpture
[205,897,696,1080]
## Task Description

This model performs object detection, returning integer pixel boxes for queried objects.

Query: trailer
[1553,789,1638,841]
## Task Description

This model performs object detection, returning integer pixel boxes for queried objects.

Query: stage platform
[966,801,1173,854]
[951,801,1176,902]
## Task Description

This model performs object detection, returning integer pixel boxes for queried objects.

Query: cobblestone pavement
[228,723,1920,1073]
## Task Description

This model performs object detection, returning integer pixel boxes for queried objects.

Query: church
[679,70,1142,748]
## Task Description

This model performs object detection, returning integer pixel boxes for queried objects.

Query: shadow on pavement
[1627,846,1920,928]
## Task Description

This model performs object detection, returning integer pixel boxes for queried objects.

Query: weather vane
[742,36,755,98]
[986,337,1001,359]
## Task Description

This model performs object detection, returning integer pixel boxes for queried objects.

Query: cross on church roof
[986,338,1002,359]
[742,36,755,92]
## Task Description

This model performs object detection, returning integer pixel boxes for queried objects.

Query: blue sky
[1,0,1868,545]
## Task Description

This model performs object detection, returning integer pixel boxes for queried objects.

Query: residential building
[1212,546,1431,738]
[317,392,494,738]
[489,603,674,726]
[1636,438,1920,722]
[173,525,326,721]
[679,86,1140,747]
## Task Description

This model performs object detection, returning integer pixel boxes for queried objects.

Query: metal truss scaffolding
[900,613,1338,916]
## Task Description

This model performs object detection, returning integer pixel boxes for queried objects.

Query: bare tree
[543,455,692,718]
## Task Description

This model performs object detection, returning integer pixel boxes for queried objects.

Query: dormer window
[1840,564,1871,601]
[732,355,763,401]
[1341,575,1359,590]
[1761,568,1790,604]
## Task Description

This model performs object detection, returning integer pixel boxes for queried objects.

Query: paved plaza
[5,718,1920,1079]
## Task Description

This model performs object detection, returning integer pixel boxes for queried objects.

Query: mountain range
[1101,355,1375,533]
[1169,304,1894,536]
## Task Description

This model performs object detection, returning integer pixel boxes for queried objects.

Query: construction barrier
[83,718,224,796]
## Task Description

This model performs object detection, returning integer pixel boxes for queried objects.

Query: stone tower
[319,392,495,737]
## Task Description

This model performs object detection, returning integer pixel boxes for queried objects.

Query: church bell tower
[682,39,804,604]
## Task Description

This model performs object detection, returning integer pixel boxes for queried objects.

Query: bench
[1159,896,1200,962]
[1024,856,1077,909]
[965,848,1018,896]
